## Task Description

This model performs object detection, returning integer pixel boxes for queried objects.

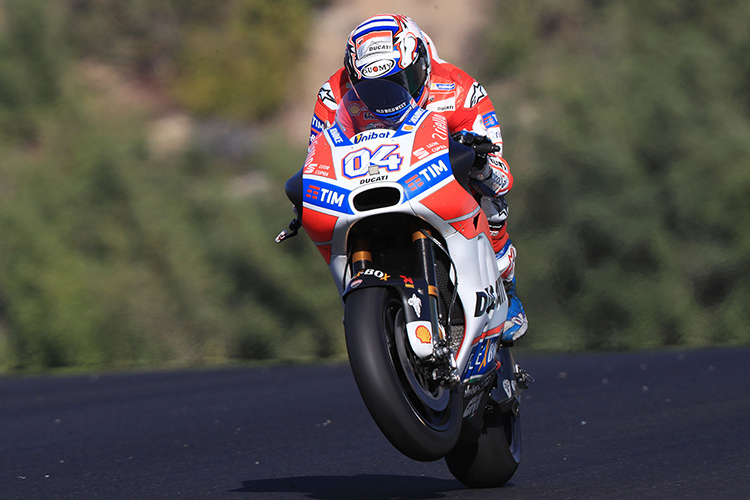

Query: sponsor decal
[419,160,450,181]
[433,102,456,112]
[404,173,424,192]
[327,125,344,144]
[353,130,395,144]
[354,268,391,281]
[412,148,429,160]
[405,107,428,126]
[464,333,502,381]
[432,83,456,91]
[362,59,395,78]
[504,313,526,333]
[430,114,449,142]
[350,279,363,289]
[465,82,488,108]
[401,276,415,288]
[304,180,350,213]
[304,164,336,180]
[318,83,337,110]
[463,393,483,417]
[503,378,513,398]
[348,104,362,116]
[482,111,499,129]
[355,30,393,61]
[474,280,506,317]
[406,320,434,359]
[311,114,325,133]
[488,130,503,147]
[359,175,389,185]
[399,157,451,198]
[374,102,409,115]
[407,294,422,316]
[412,141,446,161]
[427,88,456,112]
[464,373,495,398]
[415,325,431,344]
[303,163,337,180]
[306,184,345,207]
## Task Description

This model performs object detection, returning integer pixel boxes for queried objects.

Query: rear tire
[445,399,521,488]
[344,287,461,462]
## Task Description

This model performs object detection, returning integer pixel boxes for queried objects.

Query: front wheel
[344,287,462,462]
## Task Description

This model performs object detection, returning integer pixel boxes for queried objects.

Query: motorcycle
[276,103,531,488]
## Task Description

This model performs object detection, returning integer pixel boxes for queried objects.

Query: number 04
[343,144,403,178]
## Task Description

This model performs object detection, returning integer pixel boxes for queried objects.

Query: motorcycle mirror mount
[275,218,301,243]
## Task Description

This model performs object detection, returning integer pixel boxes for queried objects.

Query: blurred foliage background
[0,0,748,373]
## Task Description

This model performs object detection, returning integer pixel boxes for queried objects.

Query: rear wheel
[445,398,521,488]
[344,287,461,462]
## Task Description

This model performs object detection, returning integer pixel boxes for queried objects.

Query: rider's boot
[482,196,528,345]
[501,275,527,344]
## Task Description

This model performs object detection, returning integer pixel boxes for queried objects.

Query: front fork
[350,224,459,385]
[411,226,459,384]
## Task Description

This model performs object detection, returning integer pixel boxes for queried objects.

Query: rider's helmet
[344,14,431,125]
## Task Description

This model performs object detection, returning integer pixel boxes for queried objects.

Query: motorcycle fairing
[299,106,508,382]
[463,325,504,382]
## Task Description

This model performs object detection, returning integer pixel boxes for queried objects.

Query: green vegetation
[481,0,750,350]
[0,0,340,372]
[0,0,748,372]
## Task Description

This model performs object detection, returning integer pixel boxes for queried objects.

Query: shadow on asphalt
[232,474,500,499]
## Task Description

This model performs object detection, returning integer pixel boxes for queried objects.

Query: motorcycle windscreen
[352,79,417,124]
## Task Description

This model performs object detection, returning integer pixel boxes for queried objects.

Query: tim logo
[306,184,346,209]
[398,156,451,198]
[482,112,499,129]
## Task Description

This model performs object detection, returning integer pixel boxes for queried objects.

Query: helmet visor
[352,79,415,120]
[386,52,428,101]
[349,41,429,102]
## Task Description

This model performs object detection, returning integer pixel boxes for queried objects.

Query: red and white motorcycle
[277,103,530,488]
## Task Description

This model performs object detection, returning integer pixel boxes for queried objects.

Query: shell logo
[415,325,431,344]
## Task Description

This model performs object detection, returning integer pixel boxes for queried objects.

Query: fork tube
[351,238,372,275]
[412,227,444,342]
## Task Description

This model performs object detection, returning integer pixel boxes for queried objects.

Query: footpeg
[514,364,534,390]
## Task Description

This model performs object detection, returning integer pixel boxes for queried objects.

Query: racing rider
[308,14,527,344]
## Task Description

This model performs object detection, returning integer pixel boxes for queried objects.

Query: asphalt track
[1,347,748,500]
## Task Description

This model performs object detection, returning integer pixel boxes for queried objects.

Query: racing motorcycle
[276,103,531,488]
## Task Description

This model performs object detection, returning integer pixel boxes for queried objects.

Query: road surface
[1,347,748,499]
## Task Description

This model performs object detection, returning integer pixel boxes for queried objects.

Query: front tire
[344,287,461,462]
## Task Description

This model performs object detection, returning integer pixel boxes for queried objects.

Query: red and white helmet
[344,14,431,122]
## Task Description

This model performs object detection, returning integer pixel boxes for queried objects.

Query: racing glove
[451,130,500,181]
